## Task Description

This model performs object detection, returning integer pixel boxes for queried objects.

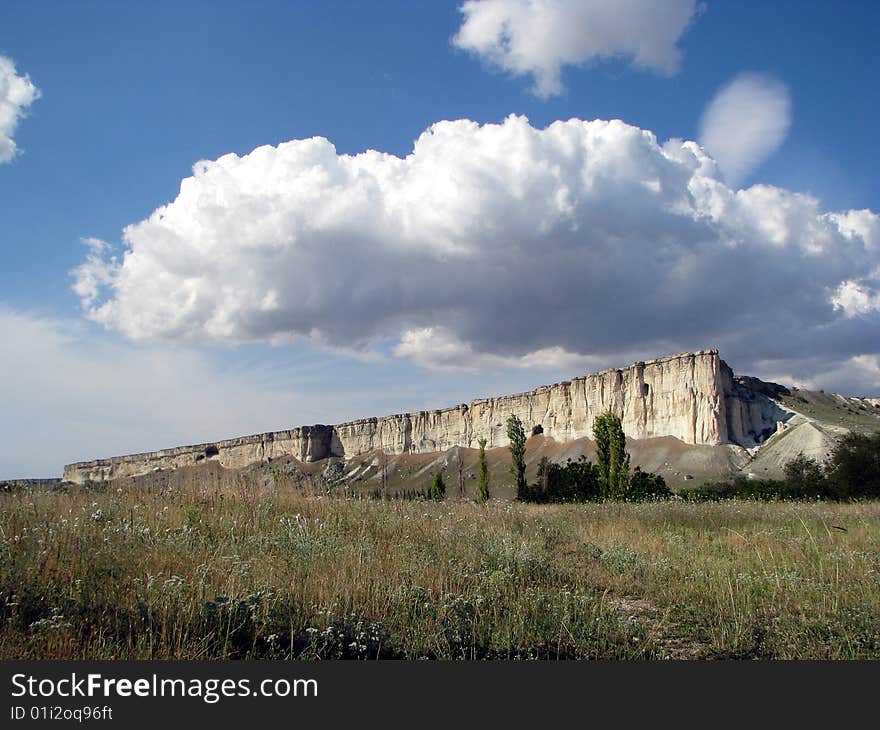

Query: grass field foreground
[1,482,878,659]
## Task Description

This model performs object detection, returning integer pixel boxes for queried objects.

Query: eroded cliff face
[332,349,732,455]
[722,368,793,448]
[62,350,786,484]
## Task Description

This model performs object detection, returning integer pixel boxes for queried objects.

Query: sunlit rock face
[62,350,787,484]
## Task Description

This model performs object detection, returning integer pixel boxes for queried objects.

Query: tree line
[426,413,879,503]
[681,431,880,501]
[506,412,671,503]
[426,411,670,503]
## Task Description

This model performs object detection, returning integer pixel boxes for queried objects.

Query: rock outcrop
[62,350,789,484]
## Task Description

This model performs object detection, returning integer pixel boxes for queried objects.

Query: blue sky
[1,0,879,477]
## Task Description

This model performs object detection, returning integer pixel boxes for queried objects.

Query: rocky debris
[321,460,344,482]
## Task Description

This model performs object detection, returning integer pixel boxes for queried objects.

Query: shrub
[679,480,738,502]
[681,476,795,502]
[782,454,826,499]
[681,435,880,502]
[430,471,446,501]
[825,432,880,499]
[524,456,669,503]
[627,467,673,501]
[528,455,601,503]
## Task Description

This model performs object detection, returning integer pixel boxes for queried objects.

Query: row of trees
[427,412,668,503]
[429,436,491,502]
[682,431,880,501]
[429,412,879,503]
[507,412,671,503]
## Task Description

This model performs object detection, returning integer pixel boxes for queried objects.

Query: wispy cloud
[0,309,322,478]
[394,327,602,372]
[699,72,792,188]
[0,54,40,163]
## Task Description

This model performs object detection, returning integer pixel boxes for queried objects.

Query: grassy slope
[779,390,880,433]
[2,482,878,659]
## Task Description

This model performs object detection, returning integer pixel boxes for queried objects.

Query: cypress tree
[476,438,490,503]
[507,414,528,500]
[593,412,630,499]
[430,470,446,501]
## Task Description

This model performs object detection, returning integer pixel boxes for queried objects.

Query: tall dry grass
[1,482,878,659]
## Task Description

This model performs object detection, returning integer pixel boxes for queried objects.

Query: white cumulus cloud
[699,72,792,188]
[72,238,118,311]
[394,326,601,372]
[73,114,880,392]
[833,280,880,317]
[0,54,40,163]
[452,0,700,97]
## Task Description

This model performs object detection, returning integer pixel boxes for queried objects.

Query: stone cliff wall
[63,350,784,484]
[722,368,793,447]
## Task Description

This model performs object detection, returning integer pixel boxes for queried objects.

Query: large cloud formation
[73,114,880,391]
[699,73,792,188]
[453,0,700,97]
[0,54,40,163]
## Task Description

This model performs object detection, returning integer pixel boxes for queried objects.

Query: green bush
[522,457,669,503]
[680,433,880,501]
[826,432,880,499]
[678,480,737,502]
[430,471,446,501]
[680,476,798,502]
[527,455,601,503]
[627,467,673,501]
[782,454,826,498]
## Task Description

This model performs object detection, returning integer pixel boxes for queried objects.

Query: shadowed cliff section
[62,350,797,485]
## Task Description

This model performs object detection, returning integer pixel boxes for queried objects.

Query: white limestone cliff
[62,350,788,484]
